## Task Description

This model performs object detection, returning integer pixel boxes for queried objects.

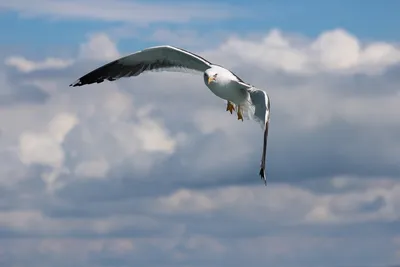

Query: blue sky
[3,0,400,50]
[1,1,400,267]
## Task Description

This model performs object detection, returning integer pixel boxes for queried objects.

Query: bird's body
[70,45,271,185]
[204,66,246,103]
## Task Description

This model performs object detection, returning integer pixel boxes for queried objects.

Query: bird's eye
[213,73,218,77]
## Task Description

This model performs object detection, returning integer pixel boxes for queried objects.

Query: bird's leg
[237,105,244,121]
[226,101,235,114]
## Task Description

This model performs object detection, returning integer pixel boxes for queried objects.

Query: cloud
[5,56,74,73]
[2,27,400,267]
[145,28,233,49]
[78,33,120,61]
[0,0,245,24]
[214,28,400,75]
[74,158,109,178]
[1,33,183,191]
[153,177,400,225]
[18,112,79,190]
[18,112,79,168]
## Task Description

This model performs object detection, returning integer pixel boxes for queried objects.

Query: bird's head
[204,70,218,85]
[204,66,236,87]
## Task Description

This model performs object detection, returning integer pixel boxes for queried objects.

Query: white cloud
[18,112,78,168]
[200,29,400,134]
[5,56,73,73]
[18,112,78,189]
[155,176,400,225]
[154,184,316,223]
[156,188,216,213]
[130,119,177,153]
[310,29,361,69]
[213,28,400,75]
[0,210,168,245]
[147,28,231,49]
[78,33,120,61]
[3,33,183,188]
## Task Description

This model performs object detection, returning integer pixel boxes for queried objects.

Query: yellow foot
[237,107,244,121]
[226,101,235,114]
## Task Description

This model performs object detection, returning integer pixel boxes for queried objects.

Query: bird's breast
[206,82,246,103]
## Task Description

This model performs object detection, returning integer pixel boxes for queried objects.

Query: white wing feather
[247,87,270,129]
[70,45,213,87]
[236,83,270,129]
[236,82,271,185]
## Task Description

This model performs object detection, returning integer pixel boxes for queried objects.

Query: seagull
[70,45,271,185]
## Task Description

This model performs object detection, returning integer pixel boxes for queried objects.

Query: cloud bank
[1,28,400,267]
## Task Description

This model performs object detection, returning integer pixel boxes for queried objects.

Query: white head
[203,65,239,86]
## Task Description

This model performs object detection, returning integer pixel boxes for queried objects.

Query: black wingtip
[69,79,81,87]
[259,168,267,186]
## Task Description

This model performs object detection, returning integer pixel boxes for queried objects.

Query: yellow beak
[208,76,215,84]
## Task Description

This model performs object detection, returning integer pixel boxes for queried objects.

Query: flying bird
[70,45,271,185]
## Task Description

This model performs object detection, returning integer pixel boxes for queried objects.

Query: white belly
[206,83,246,104]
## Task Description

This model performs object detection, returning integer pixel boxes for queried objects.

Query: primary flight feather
[70,45,271,185]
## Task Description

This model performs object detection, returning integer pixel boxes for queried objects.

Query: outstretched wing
[238,82,271,185]
[70,45,213,87]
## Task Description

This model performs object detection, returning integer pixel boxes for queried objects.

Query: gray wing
[70,45,213,87]
[248,88,270,127]
[249,88,270,185]
[238,82,271,185]
[237,82,270,127]
[248,88,270,185]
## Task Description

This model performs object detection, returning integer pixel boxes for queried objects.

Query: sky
[1,0,400,267]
